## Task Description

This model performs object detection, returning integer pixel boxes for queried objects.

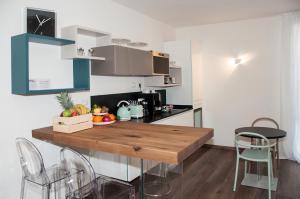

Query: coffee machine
[138,90,164,115]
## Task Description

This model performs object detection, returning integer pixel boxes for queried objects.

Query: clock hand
[33,24,41,33]
[41,17,52,25]
[36,14,42,24]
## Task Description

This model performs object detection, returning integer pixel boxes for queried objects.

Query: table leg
[276,139,280,169]
[256,139,261,179]
[140,159,144,199]
[250,138,254,173]
[140,160,184,199]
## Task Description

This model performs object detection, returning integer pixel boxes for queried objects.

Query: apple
[63,110,72,117]
[71,111,79,117]
[102,115,111,122]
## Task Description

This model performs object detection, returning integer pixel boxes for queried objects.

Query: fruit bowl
[55,114,92,125]
[93,120,116,126]
[92,114,116,125]
[53,113,93,133]
[55,93,93,133]
[93,112,109,116]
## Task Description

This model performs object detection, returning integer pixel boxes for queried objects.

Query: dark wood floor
[135,146,300,199]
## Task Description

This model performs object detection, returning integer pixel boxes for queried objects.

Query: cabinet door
[91,45,116,75]
[115,46,130,75]
[152,110,194,127]
[129,48,153,76]
[92,45,130,76]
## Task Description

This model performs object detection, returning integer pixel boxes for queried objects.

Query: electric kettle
[117,100,131,121]
[129,99,144,119]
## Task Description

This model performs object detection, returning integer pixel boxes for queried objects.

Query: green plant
[56,92,74,110]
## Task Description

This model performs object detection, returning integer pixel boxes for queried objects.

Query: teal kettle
[117,100,131,121]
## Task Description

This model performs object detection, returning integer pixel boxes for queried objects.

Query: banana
[80,105,86,115]
[73,104,89,115]
[78,105,84,115]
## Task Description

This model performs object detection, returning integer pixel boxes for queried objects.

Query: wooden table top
[32,122,213,164]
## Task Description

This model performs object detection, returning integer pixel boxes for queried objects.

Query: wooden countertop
[32,122,213,164]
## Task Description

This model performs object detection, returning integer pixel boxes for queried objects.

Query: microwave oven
[151,51,169,75]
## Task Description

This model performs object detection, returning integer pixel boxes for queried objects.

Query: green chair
[233,132,276,199]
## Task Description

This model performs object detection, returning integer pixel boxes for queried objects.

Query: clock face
[26,8,56,37]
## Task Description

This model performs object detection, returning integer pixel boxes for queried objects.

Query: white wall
[176,16,282,148]
[0,0,175,198]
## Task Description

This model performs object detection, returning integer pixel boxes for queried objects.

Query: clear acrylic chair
[60,147,98,199]
[233,132,276,199]
[97,174,135,199]
[60,147,135,199]
[16,138,67,199]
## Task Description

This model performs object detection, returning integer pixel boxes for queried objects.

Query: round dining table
[235,126,286,139]
[235,126,287,168]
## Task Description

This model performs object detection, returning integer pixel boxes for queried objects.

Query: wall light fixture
[234,58,242,65]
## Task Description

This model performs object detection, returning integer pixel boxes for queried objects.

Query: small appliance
[129,100,144,119]
[138,91,163,115]
[116,100,131,121]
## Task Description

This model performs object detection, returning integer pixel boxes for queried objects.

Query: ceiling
[113,0,300,27]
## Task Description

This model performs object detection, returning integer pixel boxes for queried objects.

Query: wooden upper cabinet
[91,45,129,76]
[129,48,153,76]
[91,45,153,76]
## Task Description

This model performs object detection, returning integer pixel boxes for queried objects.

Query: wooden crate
[53,114,93,133]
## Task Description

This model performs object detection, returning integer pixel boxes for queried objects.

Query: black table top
[235,126,287,139]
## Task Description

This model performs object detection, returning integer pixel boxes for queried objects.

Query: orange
[108,114,116,121]
[93,116,103,123]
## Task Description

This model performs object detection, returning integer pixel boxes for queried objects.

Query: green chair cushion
[241,148,269,161]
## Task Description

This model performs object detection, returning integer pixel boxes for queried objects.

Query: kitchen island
[32,122,213,198]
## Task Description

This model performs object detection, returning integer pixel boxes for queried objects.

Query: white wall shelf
[75,55,106,61]
[149,84,181,88]
[169,65,181,69]
[169,66,181,69]
[144,71,181,87]
[61,25,111,60]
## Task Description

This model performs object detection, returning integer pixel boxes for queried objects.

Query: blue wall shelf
[11,33,90,95]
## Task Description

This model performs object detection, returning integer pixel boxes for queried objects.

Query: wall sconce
[234,58,242,65]
[230,58,243,66]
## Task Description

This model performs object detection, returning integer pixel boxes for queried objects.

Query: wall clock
[26,8,56,37]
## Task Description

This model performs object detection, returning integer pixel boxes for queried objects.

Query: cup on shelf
[88,48,94,56]
[164,76,170,84]
[77,47,85,56]
[171,77,176,84]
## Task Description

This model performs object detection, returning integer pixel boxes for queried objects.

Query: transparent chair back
[16,137,49,185]
[60,147,97,199]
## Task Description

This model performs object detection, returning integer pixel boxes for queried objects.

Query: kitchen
[2,0,300,199]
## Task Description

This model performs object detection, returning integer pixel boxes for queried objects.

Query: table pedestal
[241,174,278,191]
[139,159,183,199]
